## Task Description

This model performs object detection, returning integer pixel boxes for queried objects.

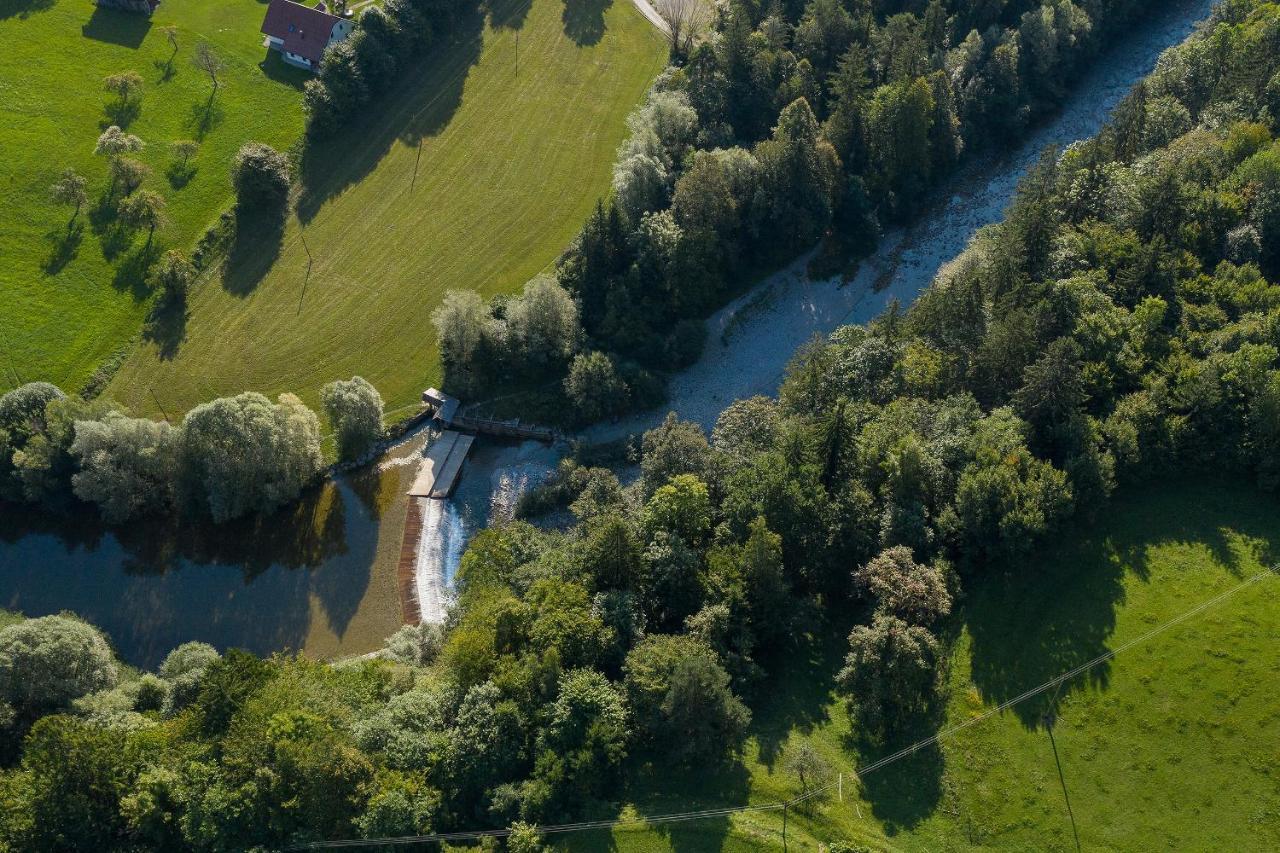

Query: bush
[321,376,385,462]
[231,142,290,211]
[0,615,117,716]
[564,351,629,422]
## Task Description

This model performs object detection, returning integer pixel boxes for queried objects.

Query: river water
[0,0,1216,666]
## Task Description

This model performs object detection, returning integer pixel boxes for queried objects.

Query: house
[95,0,161,15]
[260,0,354,72]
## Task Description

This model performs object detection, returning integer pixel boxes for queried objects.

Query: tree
[653,0,710,58]
[176,392,323,523]
[432,289,489,393]
[161,24,179,66]
[103,70,143,104]
[837,613,941,735]
[782,740,832,797]
[149,249,196,305]
[193,42,225,94]
[564,351,628,422]
[0,615,117,716]
[94,126,144,196]
[508,822,547,853]
[529,669,629,817]
[622,634,750,762]
[117,189,168,247]
[10,394,114,508]
[94,125,143,159]
[752,98,841,255]
[110,157,151,197]
[641,473,711,544]
[158,641,220,714]
[232,142,291,211]
[640,412,712,496]
[853,546,951,626]
[321,376,384,461]
[71,412,177,524]
[49,169,88,227]
[505,276,581,369]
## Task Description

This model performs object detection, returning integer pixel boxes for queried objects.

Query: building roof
[261,0,341,65]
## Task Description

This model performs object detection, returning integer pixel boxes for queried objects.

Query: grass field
[107,0,668,420]
[552,479,1280,851]
[0,0,307,396]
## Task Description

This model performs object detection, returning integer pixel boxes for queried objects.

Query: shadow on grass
[143,295,188,360]
[167,161,197,189]
[222,208,286,295]
[186,95,225,141]
[965,476,1280,731]
[81,7,151,48]
[112,240,160,299]
[487,0,532,30]
[102,98,142,129]
[43,223,84,274]
[562,0,612,46]
[0,0,53,19]
[258,50,311,89]
[295,8,486,224]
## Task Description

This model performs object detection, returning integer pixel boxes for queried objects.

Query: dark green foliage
[231,142,290,212]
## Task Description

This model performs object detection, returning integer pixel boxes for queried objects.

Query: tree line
[3,1,1280,849]
[437,0,1155,415]
[0,375,383,525]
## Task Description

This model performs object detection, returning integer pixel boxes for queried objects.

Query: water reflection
[0,455,398,669]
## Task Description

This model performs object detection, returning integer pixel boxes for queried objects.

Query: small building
[260,0,354,72]
[95,0,161,14]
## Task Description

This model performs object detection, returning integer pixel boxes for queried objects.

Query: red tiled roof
[260,0,340,65]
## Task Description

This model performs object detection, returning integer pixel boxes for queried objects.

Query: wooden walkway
[406,430,475,498]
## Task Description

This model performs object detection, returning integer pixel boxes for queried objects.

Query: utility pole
[1044,712,1083,853]
[515,31,519,78]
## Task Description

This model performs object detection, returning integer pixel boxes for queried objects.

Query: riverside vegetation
[2,1,1279,849]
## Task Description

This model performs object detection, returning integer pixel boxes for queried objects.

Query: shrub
[231,142,291,211]
[0,615,117,716]
[321,376,385,461]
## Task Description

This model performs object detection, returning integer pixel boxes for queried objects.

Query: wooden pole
[411,137,424,190]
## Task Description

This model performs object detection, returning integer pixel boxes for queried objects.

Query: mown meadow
[574,480,1280,851]
[108,0,668,420]
[1,0,307,395]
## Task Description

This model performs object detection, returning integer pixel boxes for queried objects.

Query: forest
[2,0,1278,849]
[435,0,1159,416]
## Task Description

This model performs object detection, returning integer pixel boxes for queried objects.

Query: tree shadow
[0,0,53,20]
[857,739,946,835]
[486,0,532,30]
[142,295,188,360]
[295,9,485,224]
[81,7,151,49]
[221,208,286,296]
[112,241,159,299]
[186,95,224,141]
[167,160,197,189]
[102,98,142,129]
[43,223,84,274]
[965,476,1280,733]
[153,54,178,83]
[747,609,849,772]
[561,0,612,47]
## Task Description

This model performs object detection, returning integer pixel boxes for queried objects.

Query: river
[0,0,1217,667]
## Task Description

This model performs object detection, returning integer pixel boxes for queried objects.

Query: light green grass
[108,0,667,419]
[561,479,1280,851]
[0,0,307,395]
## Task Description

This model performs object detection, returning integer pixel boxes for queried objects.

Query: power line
[290,565,1278,850]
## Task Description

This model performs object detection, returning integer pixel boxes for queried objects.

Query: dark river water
[0,0,1218,668]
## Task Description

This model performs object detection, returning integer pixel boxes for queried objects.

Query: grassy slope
[0,0,306,394]
[108,0,668,420]
[559,479,1280,851]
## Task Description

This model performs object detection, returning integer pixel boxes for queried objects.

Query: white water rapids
[410,0,1219,622]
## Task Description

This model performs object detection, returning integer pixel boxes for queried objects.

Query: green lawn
[560,479,1280,851]
[0,0,307,396]
[107,0,668,420]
